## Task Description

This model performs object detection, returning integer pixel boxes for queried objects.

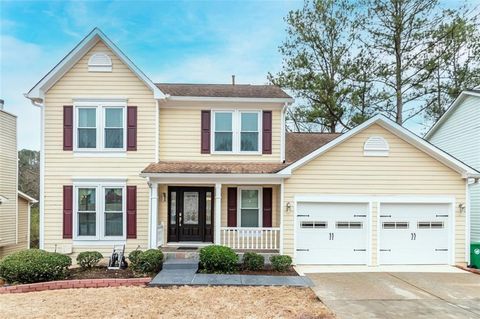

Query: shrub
[128,249,142,265]
[130,249,163,274]
[199,245,238,274]
[242,252,264,271]
[76,251,103,269]
[0,249,72,284]
[270,255,292,272]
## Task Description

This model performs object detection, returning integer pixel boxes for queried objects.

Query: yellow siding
[159,102,282,162]
[0,110,17,248]
[43,40,156,255]
[0,197,29,259]
[283,124,466,264]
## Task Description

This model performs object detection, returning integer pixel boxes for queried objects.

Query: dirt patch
[68,266,136,280]
[0,286,334,319]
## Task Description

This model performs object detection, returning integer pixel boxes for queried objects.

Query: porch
[147,179,283,252]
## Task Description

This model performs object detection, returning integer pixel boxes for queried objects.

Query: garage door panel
[296,202,369,265]
[379,203,450,265]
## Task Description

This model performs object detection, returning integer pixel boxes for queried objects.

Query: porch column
[149,182,158,248]
[214,183,222,244]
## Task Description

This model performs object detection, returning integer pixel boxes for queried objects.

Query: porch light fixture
[286,202,291,213]
[459,203,465,214]
[162,192,167,202]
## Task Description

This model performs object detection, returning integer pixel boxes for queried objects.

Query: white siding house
[426,90,480,243]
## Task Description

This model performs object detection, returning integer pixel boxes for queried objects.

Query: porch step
[164,251,200,261]
[163,258,199,270]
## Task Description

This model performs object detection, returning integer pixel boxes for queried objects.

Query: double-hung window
[75,182,126,241]
[75,102,126,152]
[238,187,262,227]
[212,110,261,153]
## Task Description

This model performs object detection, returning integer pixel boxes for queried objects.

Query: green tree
[269,0,376,132]
[425,9,480,121]
[364,0,442,124]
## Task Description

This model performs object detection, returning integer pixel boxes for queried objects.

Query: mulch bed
[199,265,299,276]
[68,266,137,280]
[237,265,298,276]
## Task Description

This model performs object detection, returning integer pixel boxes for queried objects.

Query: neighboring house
[24,28,479,266]
[426,89,480,255]
[0,103,38,258]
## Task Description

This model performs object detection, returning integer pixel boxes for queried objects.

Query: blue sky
[1,0,477,150]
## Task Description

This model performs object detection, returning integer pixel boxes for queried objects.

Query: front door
[168,187,214,242]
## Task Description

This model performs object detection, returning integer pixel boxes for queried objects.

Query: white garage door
[379,203,451,265]
[296,202,369,265]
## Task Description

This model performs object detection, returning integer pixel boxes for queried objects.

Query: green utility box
[471,242,480,268]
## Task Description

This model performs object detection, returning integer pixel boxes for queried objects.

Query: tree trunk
[394,0,403,124]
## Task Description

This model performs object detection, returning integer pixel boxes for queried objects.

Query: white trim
[15,117,18,244]
[73,180,127,241]
[73,97,128,103]
[73,240,126,246]
[279,115,480,178]
[466,180,471,264]
[280,180,284,254]
[17,191,38,203]
[155,100,159,162]
[214,183,222,244]
[237,186,263,227]
[88,52,112,72]
[143,175,285,186]
[149,183,158,248]
[425,90,480,139]
[39,102,45,249]
[280,103,287,162]
[166,96,294,103]
[25,28,165,100]
[211,109,262,155]
[27,202,31,249]
[73,102,127,153]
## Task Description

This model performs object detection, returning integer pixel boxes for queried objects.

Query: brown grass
[0,286,333,319]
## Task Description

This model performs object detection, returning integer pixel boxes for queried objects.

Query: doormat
[177,247,198,251]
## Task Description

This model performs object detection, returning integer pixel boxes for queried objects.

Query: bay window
[75,182,126,240]
[212,110,261,153]
[75,102,126,152]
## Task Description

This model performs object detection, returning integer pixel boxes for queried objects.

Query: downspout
[25,95,45,250]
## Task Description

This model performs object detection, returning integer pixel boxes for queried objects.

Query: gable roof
[17,191,38,203]
[25,28,165,102]
[285,132,340,164]
[156,83,292,100]
[279,114,480,178]
[425,90,480,139]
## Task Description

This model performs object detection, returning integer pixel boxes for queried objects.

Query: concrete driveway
[306,269,480,319]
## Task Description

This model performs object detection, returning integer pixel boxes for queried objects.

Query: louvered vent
[88,53,112,72]
[364,136,389,156]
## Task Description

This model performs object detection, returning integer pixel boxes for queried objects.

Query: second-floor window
[75,102,126,152]
[212,110,261,153]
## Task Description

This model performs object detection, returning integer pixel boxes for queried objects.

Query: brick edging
[0,277,151,294]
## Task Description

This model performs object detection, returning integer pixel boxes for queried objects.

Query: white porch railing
[220,227,280,250]
[156,223,164,247]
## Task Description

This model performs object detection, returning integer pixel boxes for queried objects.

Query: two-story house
[426,89,480,260]
[0,100,38,258]
[25,28,479,266]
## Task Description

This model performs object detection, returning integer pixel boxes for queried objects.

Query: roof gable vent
[364,136,389,157]
[88,52,112,72]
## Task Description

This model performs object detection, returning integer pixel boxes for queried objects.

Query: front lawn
[0,286,334,318]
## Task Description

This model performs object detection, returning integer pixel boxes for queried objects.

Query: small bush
[270,255,292,272]
[242,252,264,271]
[76,251,103,269]
[128,249,142,265]
[199,245,238,274]
[130,249,163,274]
[0,249,72,284]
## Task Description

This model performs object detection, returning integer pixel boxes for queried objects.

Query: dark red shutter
[127,186,137,239]
[127,106,137,151]
[227,187,237,227]
[262,111,272,154]
[63,185,73,238]
[63,105,73,151]
[201,110,211,154]
[262,188,272,227]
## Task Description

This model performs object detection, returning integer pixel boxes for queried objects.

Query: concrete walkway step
[163,258,199,270]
